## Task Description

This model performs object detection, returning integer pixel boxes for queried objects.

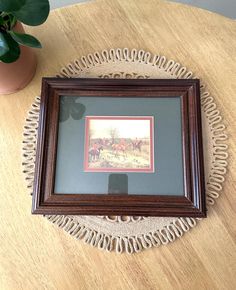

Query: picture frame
[32,78,206,217]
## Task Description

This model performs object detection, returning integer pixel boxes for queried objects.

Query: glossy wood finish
[0,1,236,289]
[32,78,206,217]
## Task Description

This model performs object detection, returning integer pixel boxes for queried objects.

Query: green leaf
[9,15,17,29]
[0,33,9,56]
[0,33,20,63]
[0,0,26,12]
[9,31,42,48]
[0,17,5,26]
[12,0,50,26]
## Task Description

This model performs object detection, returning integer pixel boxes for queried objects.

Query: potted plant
[0,0,50,94]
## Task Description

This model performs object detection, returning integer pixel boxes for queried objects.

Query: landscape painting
[84,116,154,172]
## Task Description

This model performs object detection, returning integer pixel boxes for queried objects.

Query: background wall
[49,0,236,19]
[49,0,89,9]
[170,0,236,18]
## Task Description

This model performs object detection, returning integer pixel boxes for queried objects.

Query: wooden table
[0,0,236,289]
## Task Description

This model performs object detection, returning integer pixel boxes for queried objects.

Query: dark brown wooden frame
[32,78,206,217]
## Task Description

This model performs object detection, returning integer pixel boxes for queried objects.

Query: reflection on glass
[59,96,86,122]
[108,174,128,195]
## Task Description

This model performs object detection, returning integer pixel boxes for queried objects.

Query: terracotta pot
[0,22,37,95]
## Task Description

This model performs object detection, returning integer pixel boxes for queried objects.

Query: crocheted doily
[22,48,228,254]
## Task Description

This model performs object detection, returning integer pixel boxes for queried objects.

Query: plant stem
[0,12,9,18]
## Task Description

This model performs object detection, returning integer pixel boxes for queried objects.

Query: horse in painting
[132,139,143,152]
[112,140,129,158]
[89,144,103,161]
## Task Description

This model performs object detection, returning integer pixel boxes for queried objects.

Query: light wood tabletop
[0,0,236,289]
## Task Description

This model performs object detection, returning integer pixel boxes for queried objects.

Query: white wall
[49,0,236,19]
[49,0,90,10]
[170,0,236,18]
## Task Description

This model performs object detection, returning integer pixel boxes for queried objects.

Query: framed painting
[32,78,207,217]
[84,116,154,173]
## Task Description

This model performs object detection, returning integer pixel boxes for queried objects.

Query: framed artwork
[32,78,207,217]
[84,116,154,173]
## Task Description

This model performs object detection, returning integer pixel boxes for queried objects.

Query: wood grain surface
[0,0,235,289]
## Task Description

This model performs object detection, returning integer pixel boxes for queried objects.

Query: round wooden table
[0,0,235,289]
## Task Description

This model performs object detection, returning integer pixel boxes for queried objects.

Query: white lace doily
[22,48,228,253]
